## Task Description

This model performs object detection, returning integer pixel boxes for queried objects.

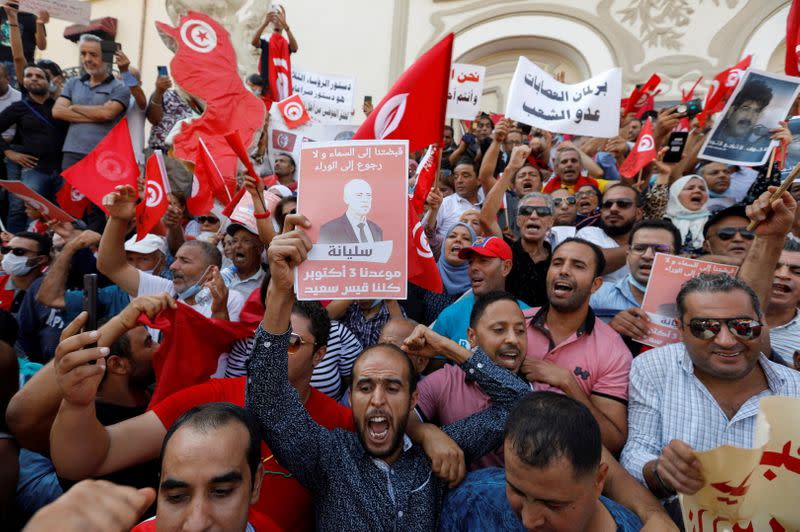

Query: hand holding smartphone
[83,274,98,361]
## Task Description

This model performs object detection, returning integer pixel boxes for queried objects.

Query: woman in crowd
[666,174,711,254]
[423,222,476,324]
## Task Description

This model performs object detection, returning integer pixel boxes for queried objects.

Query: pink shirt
[416,364,511,469]
[524,306,631,402]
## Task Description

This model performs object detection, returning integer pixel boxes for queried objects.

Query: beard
[599,217,635,237]
[26,85,49,96]
[355,410,409,460]
[548,283,593,313]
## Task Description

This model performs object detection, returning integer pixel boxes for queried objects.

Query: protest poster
[679,396,800,530]
[505,57,622,137]
[0,181,74,223]
[19,0,91,25]
[268,104,358,173]
[639,253,738,348]
[296,140,407,300]
[225,190,282,232]
[446,63,486,120]
[700,69,800,166]
[292,68,355,124]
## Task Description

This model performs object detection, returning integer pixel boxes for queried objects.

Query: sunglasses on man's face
[601,198,634,210]
[0,246,34,256]
[552,196,577,206]
[714,227,755,241]
[197,216,219,224]
[287,332,315,354]
[518,205,553,217]
[687,318,762,341]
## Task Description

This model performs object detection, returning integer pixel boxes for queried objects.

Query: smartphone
[663,131,689,163]
[100,40,120,66]
[157,65,168,77]
[676,98,703,120]
[462,132,476,146]
[364,95,372,105]
[270,3,281,13]
[83,273,98,360]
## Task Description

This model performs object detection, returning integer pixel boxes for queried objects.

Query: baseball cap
[124,234,168,256]
[702,204,748,238]
[226,220,258,237]
[458,236,512,261]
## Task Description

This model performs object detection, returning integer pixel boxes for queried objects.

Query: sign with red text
[680,396,800,531]
[446,63,485,120]
[639,254,738,348]
[296,140,408,300]
[0,181,75,222]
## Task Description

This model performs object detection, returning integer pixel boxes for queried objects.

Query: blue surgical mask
[176,266,211,301]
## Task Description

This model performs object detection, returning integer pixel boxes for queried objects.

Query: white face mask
[2,253,34,277]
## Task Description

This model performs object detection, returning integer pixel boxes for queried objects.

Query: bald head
[378,319,429,374]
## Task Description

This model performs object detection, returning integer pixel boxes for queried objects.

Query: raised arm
[244,173,277,246]
[146,77,171,125]
[36,230,101,310]
[478,119,508,196]
[96,185,141,296]
[35,10,48,50]
[275,7,298,53]
[480,145,529,238]
[251,12,271,48]
[115,51,146,110]
[3,5,25,84]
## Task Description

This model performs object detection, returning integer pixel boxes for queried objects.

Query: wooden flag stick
[766,146,777,180]
[636,168,643,185]
[746,162,800,231]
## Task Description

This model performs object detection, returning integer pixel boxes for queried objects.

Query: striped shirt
[310,321,363,400]
[768,309,800,366]
[620,342,800,487]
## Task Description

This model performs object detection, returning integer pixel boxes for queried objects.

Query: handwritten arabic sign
[446,63,485,120]
[680,396,800,530]
[639,254,738,348]
[296,140,408,300]
[700,69,800,167]
[292,68,355,125]
[505,57,621,137]
[19,0,91,25]
[0,181,75,223]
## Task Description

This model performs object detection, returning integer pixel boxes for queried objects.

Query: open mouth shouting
[364,410,393,450]
[551,279,574,298]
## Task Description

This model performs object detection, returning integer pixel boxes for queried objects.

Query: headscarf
[437,222,476,295]
[666,174,710,251]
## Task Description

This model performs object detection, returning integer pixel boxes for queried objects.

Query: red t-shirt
[151,377,355,531]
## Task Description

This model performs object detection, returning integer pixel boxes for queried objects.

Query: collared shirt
[245,325,531,531]
[620,343,800,487]
[60,74,130,155]
[432,291,530,348]
[524,305,631,401]
[346,210,375,243]
[576,226,629,283]
[768,308,800,366]
[434,191,484,238]
[227,267,266,300]
[590,275,641,322]
[506,238,550,308]
[342,300,400,348]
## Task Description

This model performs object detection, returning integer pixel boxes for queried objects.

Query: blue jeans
[6,162,62,233]
[15,449,63,518]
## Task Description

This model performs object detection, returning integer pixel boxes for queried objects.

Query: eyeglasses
[552,196,576,207]
[288,332,314,354]
[518,205,553,217]
[197,216,219,224]
[0,246,34,256]
[714,227,755,241]
[576,190,598,199]
[630,243,673,255]
[601,198,635,210]
[687,318,762,341]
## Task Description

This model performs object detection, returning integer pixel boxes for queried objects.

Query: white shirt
[0,86,21,142]
[434,190,484,238]
[137,270,244,322]
[768,308,800,366]
[727,167,758,203]
[575,226,629,283]
[548,225,577,247]
[228,267,266,300]
[346,210,375,243]
[127,95,146,165]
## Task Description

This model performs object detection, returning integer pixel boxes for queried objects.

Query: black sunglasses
[687,318,762,341]
[197,216,219,224]
[518,205,553,217]
[552,196,577,206]
[714,227,755,241]
[1,246,33,256]
[602,198,635,210]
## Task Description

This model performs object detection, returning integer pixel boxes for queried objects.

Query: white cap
[124,234,168,256]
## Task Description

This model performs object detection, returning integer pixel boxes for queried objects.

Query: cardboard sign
[446,63,486,120]
[19,0,91,25]
[296,140,408,300]
[639,254,738,348]
[505,57,622,137]
[0,181,75,222]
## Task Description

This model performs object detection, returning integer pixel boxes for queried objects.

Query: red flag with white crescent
[187,137,229,215]
[786,0,800,76]
[619,118,657,178]
[410,144,439,214]
[407,197,443,293]
[697,56,752,127]
[623,74,661,116]
[277,93,310,129]
[353,34,453,153]
[136,151,171,240]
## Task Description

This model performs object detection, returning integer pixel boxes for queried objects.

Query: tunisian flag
[697,55,752,127]
[138,304,255,405]
[787,0,800,76]
[619,118,656,179]
[410,143,439,214]
[267,32,292,104]
[622,74,661,116]
[61,117,139,214]
[408,198,443,293]
[187,136,230,216]
[353,34,453,153]
[276,93,310,129]
[55,184,91,218]
[135,151,171,240]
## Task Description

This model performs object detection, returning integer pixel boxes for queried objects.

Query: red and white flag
[61,117,139,213]
[407,198,443,293]
[697,55,752,127]
[619,118,657,178]
[787,0,800,76]
[353,34,453,153]
[55,184,91,219]
[187,137,229,216]
[277,94,311,129]
[410,144,439,214]
[135,151,171,240]
[623,74,661,116]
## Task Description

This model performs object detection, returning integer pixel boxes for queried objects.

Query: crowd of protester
[0,3,799,531]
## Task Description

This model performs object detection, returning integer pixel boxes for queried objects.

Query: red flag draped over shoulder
[353,34,453,153]
[619,118,657,178]
[61,117,139,214]
[267,32,293,103]
[787,0,800,76]
[407,198,443,293]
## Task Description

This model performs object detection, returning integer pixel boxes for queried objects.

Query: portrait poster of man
[700,69,800,166]
[296,140,408,300]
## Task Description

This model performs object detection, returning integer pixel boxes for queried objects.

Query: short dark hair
[603,183,643,207]
[469,290,518,328]
[292,301,330,349]
[438,171,455,191]
[181,240,221,268]
[732,79,773,110]
[702,204,749,238]
[552,237,606,278]
[505,392,601,479]
[454,158,478,174]
[246,73,265,87]
[36,59,62,78]
[23,63,48,79]
[629,219,682,254]
[443,125,454,135]
[784,239,800,252]
[353,343,418,394]
[676,273,762,319]
[275,196,297,232]
[276,153,296,168]
[161,403,261,485]
[14,231,52,257]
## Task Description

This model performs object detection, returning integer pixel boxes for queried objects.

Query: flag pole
[746,162,800,231]
[766,146,777,180]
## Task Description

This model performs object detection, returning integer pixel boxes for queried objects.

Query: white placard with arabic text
[505,57,621,137]
[447,63,486,120]
[292,68,355,124]
[19,0,90,25]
